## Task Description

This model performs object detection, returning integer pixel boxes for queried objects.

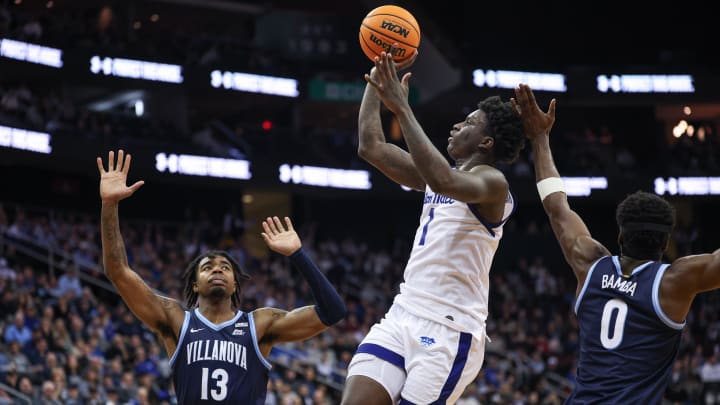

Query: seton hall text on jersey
[423,191,455,205]
[601,274,637,297]
[186,339,248,369]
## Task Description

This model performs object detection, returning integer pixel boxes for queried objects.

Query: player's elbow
[316,302,348,327]
[357,141,382,164]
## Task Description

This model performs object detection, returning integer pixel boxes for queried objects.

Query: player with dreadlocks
[513,82,720,404]
[98,150,346,404]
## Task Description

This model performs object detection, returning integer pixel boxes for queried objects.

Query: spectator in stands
[56,266,83,299]
[3,312,31,346]
[0,258,15,282]
[701,353,720,404]
[33,380,61,405]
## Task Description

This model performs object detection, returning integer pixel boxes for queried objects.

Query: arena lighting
[210,70,299,97]
[90,55,184,84]
[597,74,694,93]
[472,69,567,92]
[155,153,251,180]
[654,177,720,196]
[0,125,52,154]
[562,177,608,197]
[0,38,63,68]
[278,164,371,190]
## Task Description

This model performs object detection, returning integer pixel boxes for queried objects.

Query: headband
[621,222,672,233]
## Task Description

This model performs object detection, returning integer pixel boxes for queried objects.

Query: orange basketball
[359,5,420,63]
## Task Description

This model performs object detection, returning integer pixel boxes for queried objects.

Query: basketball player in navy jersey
[341,49,550,404]
[513,82,720,404]
[97,150,347,404]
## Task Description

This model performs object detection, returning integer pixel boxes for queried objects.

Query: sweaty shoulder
[467,165,509,200]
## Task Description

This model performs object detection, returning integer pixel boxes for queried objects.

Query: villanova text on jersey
[170,308,272,404]
[568,256,685,405]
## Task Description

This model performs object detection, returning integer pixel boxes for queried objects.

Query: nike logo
[190,328,205,333]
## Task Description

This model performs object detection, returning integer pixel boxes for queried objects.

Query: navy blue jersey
[170,308,271,404]
[566,256,685,405]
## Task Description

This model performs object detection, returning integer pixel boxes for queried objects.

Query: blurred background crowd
[1,0,719,404]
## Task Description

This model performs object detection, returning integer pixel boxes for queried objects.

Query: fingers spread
[96,157,105,174]
[117,150,125,171]
[284,217,294,231]
[262,220,274,236]
[272,216,284,232]
[122,153,132,175]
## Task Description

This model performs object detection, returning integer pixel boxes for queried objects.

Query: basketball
[359,5,420,64]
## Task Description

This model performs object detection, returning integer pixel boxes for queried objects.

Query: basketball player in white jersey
[341,49,550,404]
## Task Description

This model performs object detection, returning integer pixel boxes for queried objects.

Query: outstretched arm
[512,84,609,289]
[358,52,425,191]
[366,51,503,203]
[660,248,720,322]
[98,150,185,347]
[254,216,346,355]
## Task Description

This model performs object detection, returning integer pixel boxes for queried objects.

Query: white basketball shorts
[346,304,485,404]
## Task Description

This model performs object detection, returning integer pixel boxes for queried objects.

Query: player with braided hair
[97,150,346,404]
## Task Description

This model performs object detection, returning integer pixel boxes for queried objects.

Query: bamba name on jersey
[186,339,248,369]
[601,274,637,297]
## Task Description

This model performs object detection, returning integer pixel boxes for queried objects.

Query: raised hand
[97,150,145,203]
[261,216,302,257]
[364,44,414,115]
[511,83,557,141]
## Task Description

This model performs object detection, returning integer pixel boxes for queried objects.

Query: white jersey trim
[194,307,243,330]
[168,311,190,367]
[652,264,686,330]
[574,256,605,315]
[249,312,272,370]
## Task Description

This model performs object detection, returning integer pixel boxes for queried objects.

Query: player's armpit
[255,306,328,352]
[111,270,185,337]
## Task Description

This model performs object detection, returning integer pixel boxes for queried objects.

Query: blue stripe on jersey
[466,190,516,237]
[355,343,405,369]
[431,332,472,404]
[399,398,417,405]
[568,256,684,404]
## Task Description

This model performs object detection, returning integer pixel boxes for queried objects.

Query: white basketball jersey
[394,185,515,338]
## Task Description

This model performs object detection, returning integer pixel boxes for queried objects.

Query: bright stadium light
[278,164,371,189]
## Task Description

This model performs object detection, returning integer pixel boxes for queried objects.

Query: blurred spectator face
[13,311,24,327]
[41,380,56,399]
[4,365,17,383]
[8,342,20,355]
[137,386,150,405]
[67,384,80,399]
[18,376,33,396]
[98,6,113,31]
[45,351,57,369]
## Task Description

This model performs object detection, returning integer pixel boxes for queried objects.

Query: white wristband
[537,177,566,201]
